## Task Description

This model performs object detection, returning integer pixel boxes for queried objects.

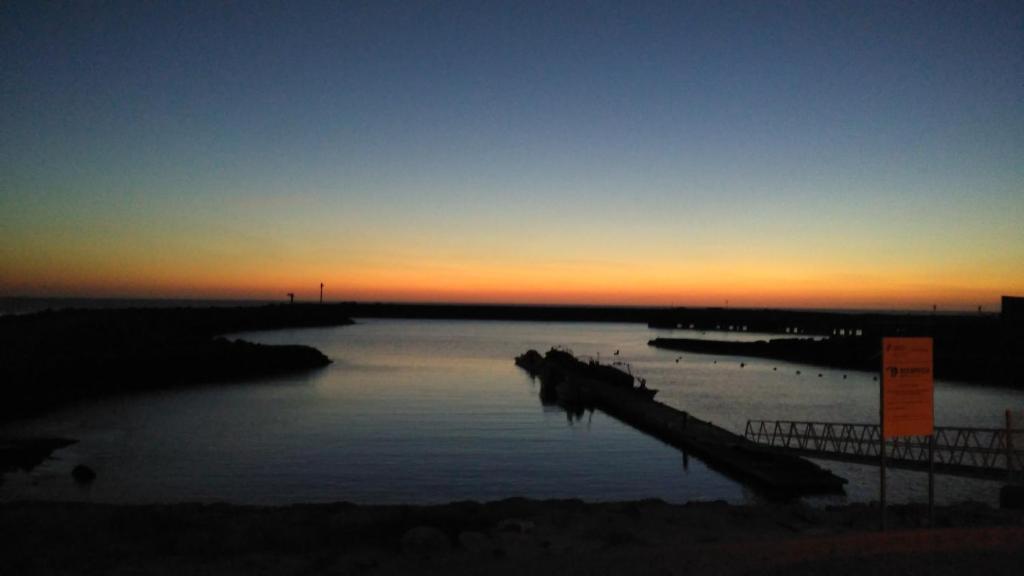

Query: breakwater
[0,304,353,420]
[649,334,1021,385]
[516,348,846,495]
[647,305,1022,386]
[648,337,876,372]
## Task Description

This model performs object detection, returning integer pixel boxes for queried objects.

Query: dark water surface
[2,320,1019,506]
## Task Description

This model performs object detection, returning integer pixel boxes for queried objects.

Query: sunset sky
[2,1,1022,309]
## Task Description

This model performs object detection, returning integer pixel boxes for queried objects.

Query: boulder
[400,525,450,557]
[496,518,535,534]
[71,464,96,484]
[457,531,493,554]
[1000,484,1024,509]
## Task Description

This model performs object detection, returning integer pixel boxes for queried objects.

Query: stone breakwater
[0,304,352,421]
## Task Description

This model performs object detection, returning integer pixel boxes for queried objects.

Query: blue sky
[2,1,1022,307]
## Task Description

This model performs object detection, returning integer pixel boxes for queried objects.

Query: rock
[999,484,1024,509]
[0,437,77,475]
[400,525,450,557]
[457,531,493,554]
[496,518,535,534]
[72,464,96,484]
[791,502,826,525]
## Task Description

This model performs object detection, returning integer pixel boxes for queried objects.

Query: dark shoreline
[649,336,878,371]
[0,304,353,422]
[0,438,77,479]
[320,301,1019,386]
[2,498,1021,575]
[2,299,1019,419]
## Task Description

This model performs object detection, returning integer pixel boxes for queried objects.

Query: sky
[1,1,1022,309]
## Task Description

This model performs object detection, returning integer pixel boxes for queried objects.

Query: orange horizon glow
[4,222,1020,311]
[3,260,1017,312]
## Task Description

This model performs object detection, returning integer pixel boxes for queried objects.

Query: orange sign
[882,337,934,438]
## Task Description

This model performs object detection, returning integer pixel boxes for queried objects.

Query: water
[2,319,1020,506]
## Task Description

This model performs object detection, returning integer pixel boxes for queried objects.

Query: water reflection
[525,368,594,425]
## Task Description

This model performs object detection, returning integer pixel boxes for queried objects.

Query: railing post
[1008,409,1015,482]
[880,363,886,532]
[928,433,934,526]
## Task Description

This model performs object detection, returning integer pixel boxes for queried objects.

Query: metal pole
[928,433,935,527]
[880,362,886,532]
[1008,409,1014,482]
[928,364,936,528]
[320,283,324,304]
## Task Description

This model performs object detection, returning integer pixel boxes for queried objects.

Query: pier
[516,349,847,496]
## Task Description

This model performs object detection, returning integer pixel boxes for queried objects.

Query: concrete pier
[517,348,847,496]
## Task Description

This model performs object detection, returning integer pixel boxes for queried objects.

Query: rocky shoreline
[2,498,1022,575]
[0,304,352,422]
[649,336,873,369]
[0,438,77,479]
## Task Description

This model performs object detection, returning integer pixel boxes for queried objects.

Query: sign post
[881,337,934,529]
[879,366,886,530]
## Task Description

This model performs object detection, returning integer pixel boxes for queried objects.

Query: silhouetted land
[517,349,846,496]
[329,301,1020,385]
[0,438,77,477]
[325,301,1001,335]
[2,499,1022,575]
[331,302,669,322]
[2,301,1019,418]
[649,336,880,370]
[0,304,353,422]
[647,333,1008,385]
[648,304,1024,385]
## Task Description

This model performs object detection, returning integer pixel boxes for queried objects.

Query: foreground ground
[2,499,1022,575]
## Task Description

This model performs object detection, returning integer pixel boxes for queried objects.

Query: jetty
[648,337,874,372]
[0,304,353,421]
[516,348,846,495]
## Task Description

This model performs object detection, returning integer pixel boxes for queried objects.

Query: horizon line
[0,294,1010,314]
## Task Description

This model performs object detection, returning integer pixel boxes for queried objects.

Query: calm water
[2,319,1020,506]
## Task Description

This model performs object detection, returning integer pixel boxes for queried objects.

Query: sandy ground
[2,499,1022,575]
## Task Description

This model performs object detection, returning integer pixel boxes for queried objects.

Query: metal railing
[744,419,1024,481]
